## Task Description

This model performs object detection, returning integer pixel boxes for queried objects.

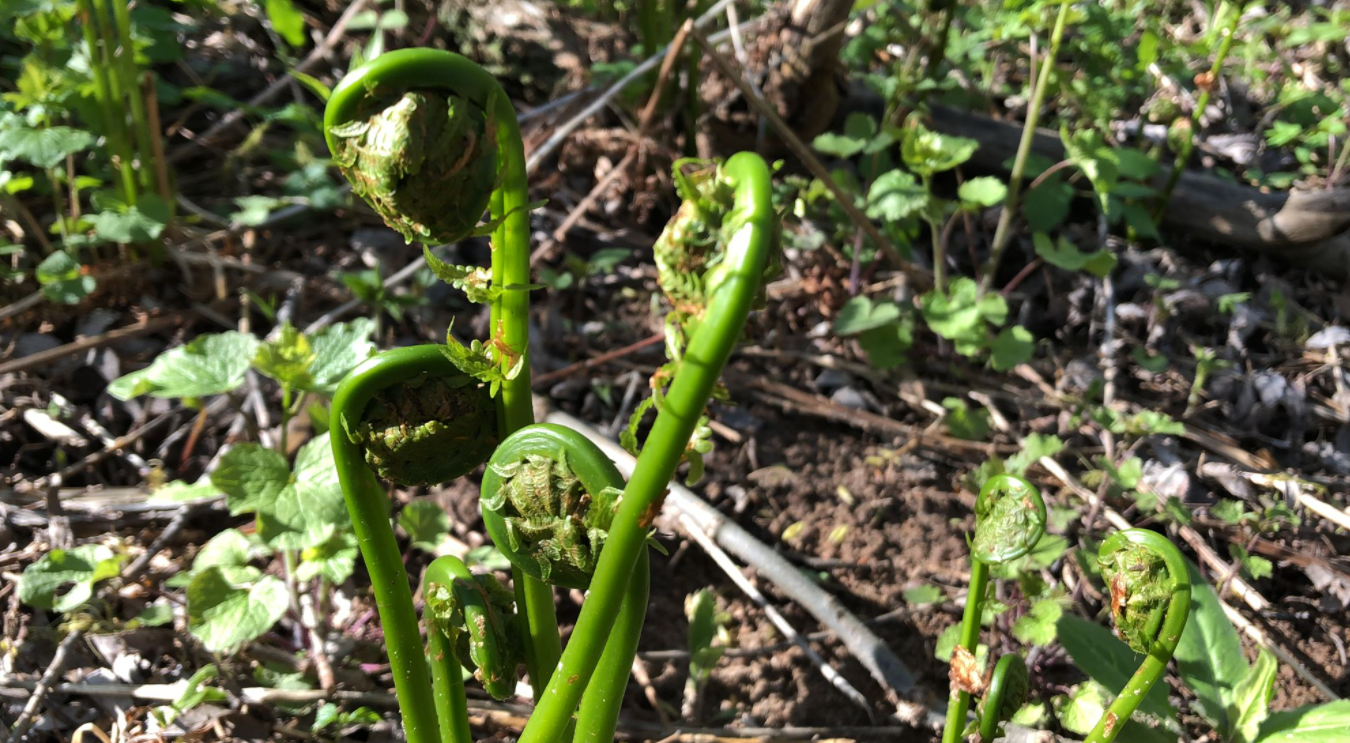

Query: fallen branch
[928,106,1350,278]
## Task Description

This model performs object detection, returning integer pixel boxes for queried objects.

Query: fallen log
[928,105,1350,278]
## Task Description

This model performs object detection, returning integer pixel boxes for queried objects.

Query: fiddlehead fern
[1084,529,1192,743]
[480,423,651,742]
[331,346,486,743]
[943,474,1046,743]
[326,49,551,743]
[481,426,624,590]
[348,370,497,486]
[977,654,1029,742]
[424,556,523,701]
[329,90,498,245]
[516,152,777,743]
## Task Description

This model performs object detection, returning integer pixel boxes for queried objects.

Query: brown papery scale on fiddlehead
[329,91,498,244]
[480,448,620,589]
[347,372,498,486]
[1100,541,1171,653]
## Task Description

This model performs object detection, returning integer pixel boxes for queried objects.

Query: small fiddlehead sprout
[977,654,1029,742]
[479,423,651,743]
[480,424,625,590]
[424,556,523,701]
[1084,529,1192,743]
[943,474,1046,743]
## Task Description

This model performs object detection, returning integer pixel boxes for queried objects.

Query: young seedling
[1085,528,1192,743]
[943,473,1046,743]
[322,48,779,743]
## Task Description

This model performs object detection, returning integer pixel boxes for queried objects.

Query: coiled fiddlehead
[329,90,498,245]
[481,425,623,590]
[943,474,1047,743]
[977,654,1029,742]
[424,555,523,701]
[327,49,549,743]
[516,152,777,743]
[479,423,651,743]
[331,346,488,743]
[1084,529,1191,743]
[348,370,497,486]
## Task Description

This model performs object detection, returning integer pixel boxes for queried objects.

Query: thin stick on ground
[5,504,199,740]
[688,28,930,288]
[541,408,919,699]
[678,512,876,719]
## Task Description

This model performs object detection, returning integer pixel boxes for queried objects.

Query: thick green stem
[976,0,1071,296]
[943,557,989,743]
[1084,530,1192,743]
[427,626,473,743]
[1154,0,1246,219]
[325,48,561,701]
[78,0,137,205]
[574,549,649,743]
[515,152,775,743]
[331,345,458,743]
[109,0,156,195]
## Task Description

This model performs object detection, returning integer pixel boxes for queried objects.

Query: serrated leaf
[857,321,913,369]
[231,195,288,226]
[89,204,167,244]
[958,176,1007,207]
[194,528,266,573]
[921,277,1007,345]
[18,544,123,612]
[111,332,260,400]
[813,132,868,158]
[865,168,928,221]
[901,121,978,176]
[1012,597,1064,646]
[834,296,903,335]
[256,434,347,549]
[212,444,291,516]
[187,567,289,653]
[252,322,315,390]
[305,318,376,394]
[1006,433,1064,475]
[1057,614,1175,721]
[942,397,990,441]
[1255,700,1350,742]
[399,500,450,553]
[35,249,95,305]
[989,325,1034,371]
[0,125,94,168]
[1023,178,1072,232]
[1229,650,1277,743]
[297,527,357,583]
[1033,233,1115,278]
